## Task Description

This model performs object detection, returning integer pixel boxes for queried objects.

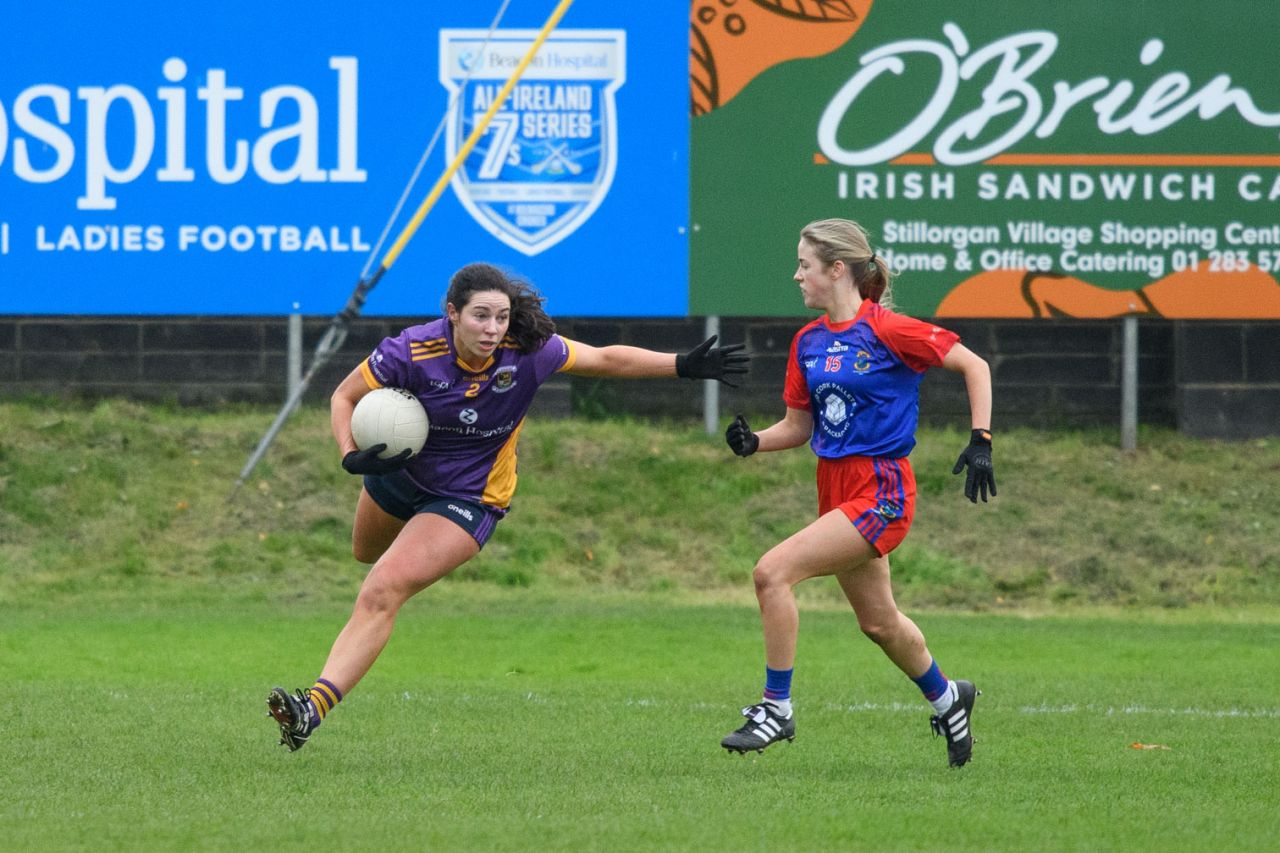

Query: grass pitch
[3,589,1276,851]
[2,399,1277,849]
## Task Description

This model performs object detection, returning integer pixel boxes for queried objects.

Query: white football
[350,387,429,459]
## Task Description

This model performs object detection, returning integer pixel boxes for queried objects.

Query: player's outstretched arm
[675,335,749,387]
[564,335,749,386]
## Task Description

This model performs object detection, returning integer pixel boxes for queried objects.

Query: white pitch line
[822,700,1280,720]
[1017,703,1280,719]
[383,692,1280,720]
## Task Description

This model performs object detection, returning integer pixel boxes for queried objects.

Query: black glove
[952,429,996,503]
[675,335,749,388]
[725,414,760,457]
[341,444,412,476]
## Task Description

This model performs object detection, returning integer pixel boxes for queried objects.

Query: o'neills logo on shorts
[447,503,475,522]
[439,29,626,256]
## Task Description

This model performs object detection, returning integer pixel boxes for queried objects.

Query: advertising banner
[0,1,688,316]
[690,0,1280,318]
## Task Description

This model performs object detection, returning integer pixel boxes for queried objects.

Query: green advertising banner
[690,0,1280,318]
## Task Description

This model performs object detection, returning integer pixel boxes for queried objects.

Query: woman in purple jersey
[718,219,996,768]
[266,262,749,752]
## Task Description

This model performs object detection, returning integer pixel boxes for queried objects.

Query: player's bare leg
[269,512,477,751]
[351,487,406,564]
[321,512,478,692]
[836,555,979,767]
[834,555,931,677]
[755,510,879,668]
[722,510,875,754]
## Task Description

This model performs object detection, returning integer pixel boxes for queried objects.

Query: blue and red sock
[763,666,793,715]
[912,660,955,713]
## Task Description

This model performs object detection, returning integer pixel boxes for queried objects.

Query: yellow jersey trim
[558,338,578,372]
[481,419,525,508]
[359,360,382,389]
[456,354,495,374]
[410,338,450,362]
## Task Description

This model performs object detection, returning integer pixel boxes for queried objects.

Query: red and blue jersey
[783,300,958,459]
[359,318,576,510]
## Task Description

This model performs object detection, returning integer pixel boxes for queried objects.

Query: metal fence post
[704,315,720,435]
[1121,314,1138,451]
[288,303,302,412]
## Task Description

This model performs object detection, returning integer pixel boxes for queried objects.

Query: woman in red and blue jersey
[719,219,996,768]
[266,262,748,752]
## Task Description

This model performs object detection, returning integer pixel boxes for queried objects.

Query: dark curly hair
[444,263,556,353]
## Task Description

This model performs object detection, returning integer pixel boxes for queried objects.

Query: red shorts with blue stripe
[816,455,917,556]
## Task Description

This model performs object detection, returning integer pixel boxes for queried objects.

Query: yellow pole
[380,0,576,270]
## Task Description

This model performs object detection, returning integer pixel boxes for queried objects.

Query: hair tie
[868,253,878,267]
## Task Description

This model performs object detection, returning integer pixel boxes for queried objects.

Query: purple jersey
[359,318,576,511]
[783,300,958,459]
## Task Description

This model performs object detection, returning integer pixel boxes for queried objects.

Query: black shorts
[363,470,502,548]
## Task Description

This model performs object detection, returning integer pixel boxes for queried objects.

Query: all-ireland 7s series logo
[441,29,626,256]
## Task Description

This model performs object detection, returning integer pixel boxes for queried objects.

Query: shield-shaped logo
[492,365,517,392]
[440,29,627,256]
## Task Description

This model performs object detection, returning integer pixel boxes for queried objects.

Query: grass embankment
[0,397,1277,610]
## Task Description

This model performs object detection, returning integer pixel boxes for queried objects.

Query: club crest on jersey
[492,366,517,392]
[853,350,871,372]
[440,29,627,256]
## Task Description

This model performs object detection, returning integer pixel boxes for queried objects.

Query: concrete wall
[0,315,1275,438]
[1174,322,1280,440]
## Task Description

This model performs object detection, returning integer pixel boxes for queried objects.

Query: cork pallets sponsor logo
[440,29,626,255]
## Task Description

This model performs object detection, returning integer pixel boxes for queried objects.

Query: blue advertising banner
[0,1,688,316]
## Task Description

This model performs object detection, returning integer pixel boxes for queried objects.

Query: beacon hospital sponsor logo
[0,28,628,259]
[0,57,366,212]
[440,29,626,256]
[0,56,370,256]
